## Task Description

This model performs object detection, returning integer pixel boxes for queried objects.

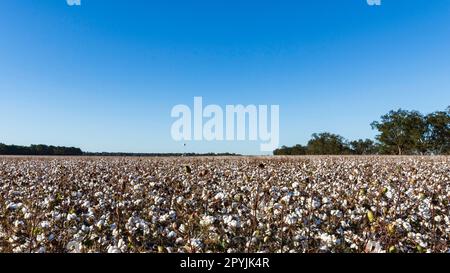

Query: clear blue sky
[1,0,449,155]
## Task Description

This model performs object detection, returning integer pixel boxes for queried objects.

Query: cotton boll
[107,246,121,253]
[167,231,177,239]
[284,214,298,225]
[66,241,82,253]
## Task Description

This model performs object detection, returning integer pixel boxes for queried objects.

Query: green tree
[371,109,427,155]
[306,132,350,155]
[350,139,378,155]
[425,107,450,154]
[291,144,307,155]
[0,144,83,156]
[274,145,290,155]
[274,145,307,155]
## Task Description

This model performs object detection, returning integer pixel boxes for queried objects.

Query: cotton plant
[0,156,448,253]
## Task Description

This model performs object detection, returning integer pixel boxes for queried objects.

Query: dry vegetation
[0,156,449,253]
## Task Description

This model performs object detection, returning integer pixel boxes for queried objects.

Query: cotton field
[0,156,449,253]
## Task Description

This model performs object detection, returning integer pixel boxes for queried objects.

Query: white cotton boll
[43,198,52,208]
[402,222,412,232]
[214,192,225,201]
[365,241,384,253]
[281,195,291,204]
[112,228,120,237]
[21,207,28,214]
[24,212,32,220]
[13,220,24,228]
[155,196,165,205]
[168,210,177,219]
[13,246,25,253]
[36,234,45,243]
[40,221,50,229]
[107,246,121,253]
[7,203,20,211]
[159,214,170,223]
[94,192,103,198]
[37,247,46,253]
[53,212,62,221]
[273,203,282,210]
[66,241,82,253]
[223,215,233,225]
[118,239,127,252]
[319,233,333,245]
[284,214,298,225]
[178,224,186,234]
[331,210,343,218]
[385,190,393,199]
[200,215,216,227]
[189,239,203,250]
[312,199,321,209]
[417,239,427,248]
[227,248,237,253]
[228,219,241,229]
[96,219,105,229]
[67,213,77,221]
[81,225,90,233]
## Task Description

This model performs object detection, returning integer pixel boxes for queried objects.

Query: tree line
[274,107,450,156]
[0,144,241,157]
[0,144,83,156]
